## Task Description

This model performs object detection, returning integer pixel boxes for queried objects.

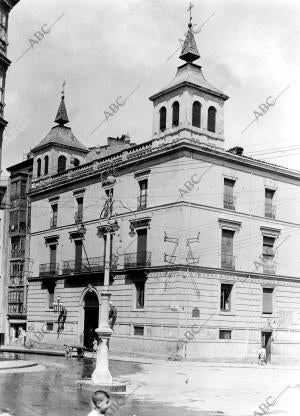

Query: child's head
[91,390,110,414]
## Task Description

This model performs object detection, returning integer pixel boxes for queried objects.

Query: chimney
[228,146,244,156]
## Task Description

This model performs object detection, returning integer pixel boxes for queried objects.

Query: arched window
[159,106,166,132]
[207,106,216,132]
[37,158,41,177]
[192,101,201,127]
[57,155,67,174]
[74,158,80,167]
[44,155,49,175]
[172,101,179,127]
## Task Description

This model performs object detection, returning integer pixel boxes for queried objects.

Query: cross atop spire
[179,3,200,63]
[187,2,194,24]
[54,82,69,126]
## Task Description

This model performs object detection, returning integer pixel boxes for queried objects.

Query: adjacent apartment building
[0,0,20,344]
[10,20,300,363]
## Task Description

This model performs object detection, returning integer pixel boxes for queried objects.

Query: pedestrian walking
[87,390,111,416]
[258,346,267,365]
[108,302,117,330]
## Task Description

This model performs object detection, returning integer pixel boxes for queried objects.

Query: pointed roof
[32,91,88,154]
[54,95,69,126]
[149,63,228,102]
[179,22,200,63]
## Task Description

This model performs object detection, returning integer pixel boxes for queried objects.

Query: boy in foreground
[88,390,111,416]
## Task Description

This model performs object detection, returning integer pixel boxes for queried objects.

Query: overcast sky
[2,0,300,173]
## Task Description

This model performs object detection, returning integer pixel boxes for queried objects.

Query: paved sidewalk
[1,344,300,370]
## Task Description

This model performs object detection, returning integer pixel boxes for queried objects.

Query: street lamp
[91,175,119,386]
[53,295,63,313]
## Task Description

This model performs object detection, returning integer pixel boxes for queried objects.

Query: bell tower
[149,5,229,149]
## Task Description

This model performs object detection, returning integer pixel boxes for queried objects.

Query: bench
[64,344,85,358]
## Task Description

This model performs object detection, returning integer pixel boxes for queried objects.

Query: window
[219,330,231,339]
[48,286,55,309]
[220,284,232,311]
[74,158,80,167]
[44,155,49,175]
[221,229,235,269]
[137,228,148,266]
[159,106,167,132]
[20,181,27,199]
[224,178,236,210]
[75,240,83,272]
[138,179,147,209]
[75,197,83,223]
[192,101,201,127]
[50,204,58,228]
[37,158,41,177]
[263,288,273,314]
[207,106,216,132]
[134,325,144,336]
[192,307,200,318]
[265,189,275,218]
[263,236,275,274]
[49,245,57,272]
[135,281,145,308]
[57,155,67,174]
[10,181,18,200]
[172,101,179,127]
[46,322,54,331]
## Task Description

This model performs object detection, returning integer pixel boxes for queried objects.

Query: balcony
[11,249,25,259]
[62,255,118,275]
[224,194,236,210]
[74,211,83,224]
[137,195,147,210]
[265,204,276,219]
[9,223,27,235]
[124,251,152,268]
[7,303,26,316]
[39,263,59,277]
[221,254,235,270]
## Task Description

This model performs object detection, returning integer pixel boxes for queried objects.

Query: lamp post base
[77,379,127,393]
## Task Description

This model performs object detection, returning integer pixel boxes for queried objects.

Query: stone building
[5,156,32,342]
[0,0,20,344]
[20,20,300,362]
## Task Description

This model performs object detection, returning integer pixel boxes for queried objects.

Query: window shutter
[263,288,273,314]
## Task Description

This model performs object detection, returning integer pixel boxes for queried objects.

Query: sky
[2,0,300,173]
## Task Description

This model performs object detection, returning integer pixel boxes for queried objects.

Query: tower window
[37,158,41,177]
[57,155,67,174]
[192,101,201,127]
[44,155,49,175]
[207,106,216,132]
[172,101,180,127]
[159,106,167,132]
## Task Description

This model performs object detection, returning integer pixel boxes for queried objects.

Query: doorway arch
[83,290,99,349]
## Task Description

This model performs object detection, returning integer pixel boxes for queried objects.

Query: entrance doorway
[261,331,272,362]
[83,291,99,349]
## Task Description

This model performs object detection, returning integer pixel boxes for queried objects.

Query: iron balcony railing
[221,254,235,270]
[74,211,83,224]
[39,263,59,277]
[137,194,147,210]
[223,194,236,210]
[265,204,276,219]
[124,251,152,268]
[11,249,25,259]
[62,255,118,275]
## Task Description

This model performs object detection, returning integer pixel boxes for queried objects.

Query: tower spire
[179,2,200,63]
[54,81,69,126]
